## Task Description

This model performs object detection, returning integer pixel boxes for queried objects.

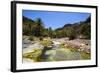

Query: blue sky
[23,10,90,30]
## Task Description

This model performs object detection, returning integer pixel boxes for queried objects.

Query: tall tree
[34,18,44,37]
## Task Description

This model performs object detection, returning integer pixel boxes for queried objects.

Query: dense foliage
[23,16,91,39]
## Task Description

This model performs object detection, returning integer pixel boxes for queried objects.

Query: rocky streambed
[22,37,91,63]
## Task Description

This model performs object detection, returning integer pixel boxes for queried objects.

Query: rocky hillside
[23,16,91,39]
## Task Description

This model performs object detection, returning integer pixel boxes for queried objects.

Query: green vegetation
[23,16,91,40]
[66,27,77,40]
[22,16,91,62]
[80,23,91,39]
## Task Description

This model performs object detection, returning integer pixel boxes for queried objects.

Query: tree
[67,27,77,40]
[80,23,91,39]
[48,27,53,38]
[34,18,44,37]
[42,29,49,37]
[23,16,35,35]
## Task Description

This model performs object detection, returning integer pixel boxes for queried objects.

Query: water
[23,39,90,62]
